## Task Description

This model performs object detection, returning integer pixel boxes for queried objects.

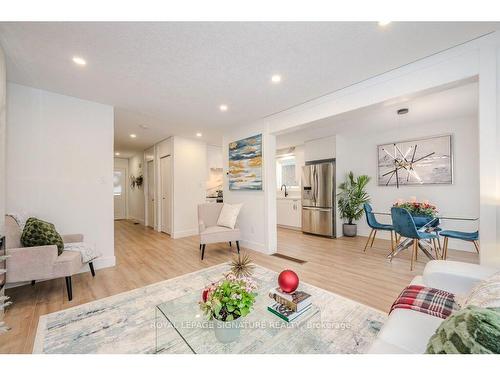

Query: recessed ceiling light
[219,104,228,112]
[72,56,87,66]
[196,132,202,137]
[115,152,120,156]
[378,21,392,27]
[271,74,282,83]
[130,134,137,138]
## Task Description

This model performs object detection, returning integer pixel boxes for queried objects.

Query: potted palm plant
[337,172,371,237]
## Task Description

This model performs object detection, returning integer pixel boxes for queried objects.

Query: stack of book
[267,287,312,322]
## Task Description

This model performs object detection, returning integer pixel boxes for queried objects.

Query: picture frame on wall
[228,134,263,190]
[377,134,453,188]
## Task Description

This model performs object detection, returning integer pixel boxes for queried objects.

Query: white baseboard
[172,228,198,239]
[277,224,301,231]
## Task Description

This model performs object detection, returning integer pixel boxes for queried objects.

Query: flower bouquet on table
[393,199,438,218]
[393,199,439,230]
[199,271,258,343]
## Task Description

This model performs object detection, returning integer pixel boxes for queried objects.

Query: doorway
[147,159,155,228]
[113,167,127,219]
[160,155,172,235]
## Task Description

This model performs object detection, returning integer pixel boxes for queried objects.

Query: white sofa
[369,260,499,354]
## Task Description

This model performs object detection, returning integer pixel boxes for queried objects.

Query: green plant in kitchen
[337,172,371,237]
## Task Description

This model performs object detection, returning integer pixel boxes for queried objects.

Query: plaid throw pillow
[21,217,64,255]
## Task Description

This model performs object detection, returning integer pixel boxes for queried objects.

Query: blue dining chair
[391,207,439,270]
[439,230,479,260]
[363,203,395,252]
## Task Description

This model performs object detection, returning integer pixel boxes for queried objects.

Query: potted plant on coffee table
[199,272,258,343]
[337,171,371,237]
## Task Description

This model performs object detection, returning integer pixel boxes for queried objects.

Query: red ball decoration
[278,270,299,293]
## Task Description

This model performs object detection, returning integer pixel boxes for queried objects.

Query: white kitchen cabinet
[277,198,301,229]
[207,145,223,170]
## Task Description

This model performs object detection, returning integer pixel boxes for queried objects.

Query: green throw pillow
[21,217,64,255]
[426,306,500,354]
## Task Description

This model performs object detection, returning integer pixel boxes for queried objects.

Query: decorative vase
[213,317,242,343]
[343,223,357,237]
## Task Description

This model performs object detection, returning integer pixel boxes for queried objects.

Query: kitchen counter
[277,196,301,200]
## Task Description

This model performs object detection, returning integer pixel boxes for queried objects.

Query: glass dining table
[371,211,479,261]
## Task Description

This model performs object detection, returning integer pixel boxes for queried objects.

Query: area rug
[33,263,386,354]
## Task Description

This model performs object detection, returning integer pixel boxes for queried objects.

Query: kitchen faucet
[280,184,288,197]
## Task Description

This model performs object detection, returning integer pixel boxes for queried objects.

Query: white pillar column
[263,129,277,253]
[478,38,500,267]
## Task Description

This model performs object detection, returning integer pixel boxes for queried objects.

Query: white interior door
[147,160,155,228]
[113,167,127,220]
[160,156,172,234]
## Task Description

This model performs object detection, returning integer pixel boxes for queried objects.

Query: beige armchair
[198,203,241,260]
[5,215,95,301]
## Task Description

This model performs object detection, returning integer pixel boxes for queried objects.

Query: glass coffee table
[155,280,327,354]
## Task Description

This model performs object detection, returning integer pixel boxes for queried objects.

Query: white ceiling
[0,22,496,156]
[276,79,479,149]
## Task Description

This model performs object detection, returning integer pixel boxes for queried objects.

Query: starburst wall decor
[377,135,452,188]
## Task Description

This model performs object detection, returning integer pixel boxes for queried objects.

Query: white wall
[335,116,479,251]
[128,152,145,223]
[304,136,336,162]
[478,40,500,268]
[0,45,6,308]
[0,47,5,239]
[172,136,207,238]
[6,83,115,270]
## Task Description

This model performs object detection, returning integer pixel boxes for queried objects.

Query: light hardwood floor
[0,220,478,353]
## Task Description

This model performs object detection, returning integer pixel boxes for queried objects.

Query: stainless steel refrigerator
[301,160,336,237]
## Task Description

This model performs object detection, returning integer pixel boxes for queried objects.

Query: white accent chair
[198,203,241,260]
[368,260,498,353]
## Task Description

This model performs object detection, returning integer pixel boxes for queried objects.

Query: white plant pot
[213,317,242,343]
